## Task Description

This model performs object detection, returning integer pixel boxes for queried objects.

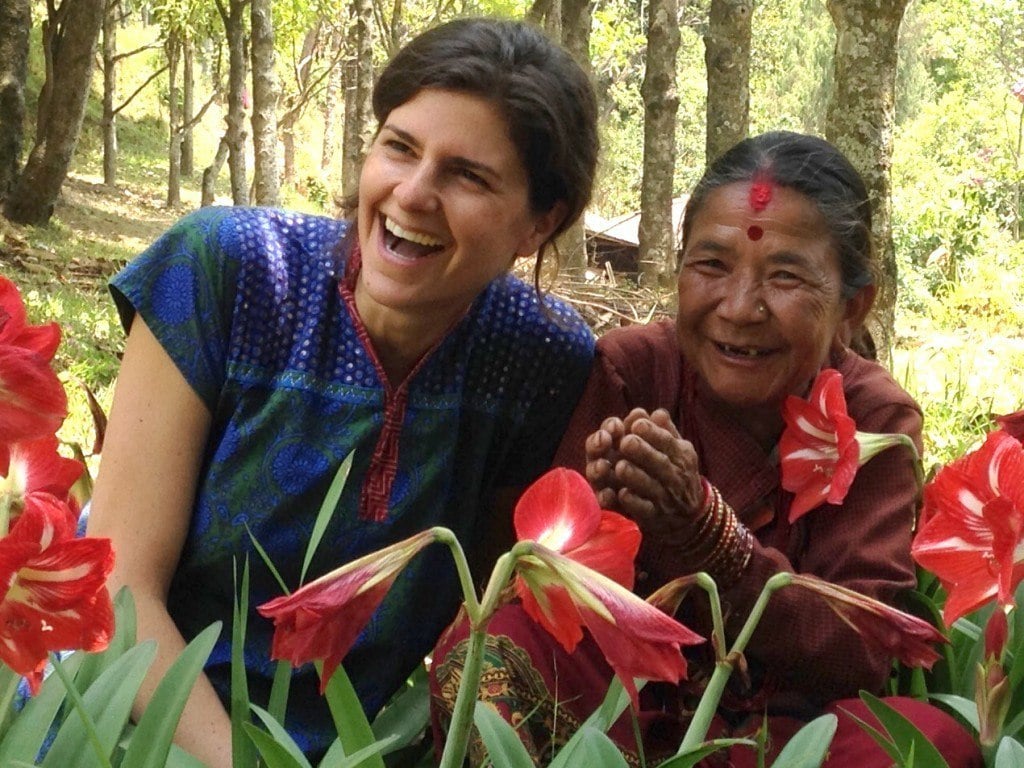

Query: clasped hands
[584,408,708,543]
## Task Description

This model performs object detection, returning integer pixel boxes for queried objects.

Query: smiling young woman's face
[354,88,563,341]
[676,181,869,413]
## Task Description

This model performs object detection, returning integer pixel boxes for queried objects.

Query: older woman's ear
[836,283,877,350]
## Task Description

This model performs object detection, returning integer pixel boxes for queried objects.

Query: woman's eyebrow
[381,123,502,183]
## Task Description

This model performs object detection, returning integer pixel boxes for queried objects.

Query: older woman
[431,132,980,766]
[88,18,598,767]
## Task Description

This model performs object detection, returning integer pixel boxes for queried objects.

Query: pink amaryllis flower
[786,573,944,668]
[513,468,703,705]
[1,436,85,532]
[780,368,919,522]
[257,529,436,692]
[0,493,115,694]
[911,430,1024,627]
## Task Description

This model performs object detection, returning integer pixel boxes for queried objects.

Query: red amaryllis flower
[786,573,944,668]
[0,345,68,445]
[0,276,61,362]
[995,409,1024,442]
[1,436,84,531]
[780,369,919,522]
[257,529,436,692]
[513,468,703,705]
[0,493,115,694]
[911,430,1024,626]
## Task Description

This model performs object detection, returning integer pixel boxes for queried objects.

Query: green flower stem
[896,434,925,488]
[50,652,115,768]
[436,625,488,768]
[434,527,483,619]
[695,572,726,659]
[677,572,793,755]
[436,545,524,768]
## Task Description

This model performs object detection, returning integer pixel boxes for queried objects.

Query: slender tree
[166,30,183,207]
[704,0,752,163]
[638,0,680,286]
[214,0,250,205]
[825,0,911,360]
[250,0,280,205]
[0,0,32,204]
[341,0,374,200]
[4,0,106,225]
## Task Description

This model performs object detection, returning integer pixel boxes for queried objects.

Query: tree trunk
[166,32,182,208]
[825,0,910,362]
[250,0,279,205]
[0,0,31,204]
[202,136,229,206]
[220,0,248,205]
[4,0,106,225]
[704,0,752,163]
[321,25,344,171]
[101,0,118,186]
[553,0,592,272]
[341,0,374,201]
[638,0,680,286]
[181,38,194,176]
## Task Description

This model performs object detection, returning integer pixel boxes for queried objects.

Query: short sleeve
[109,207,241,410]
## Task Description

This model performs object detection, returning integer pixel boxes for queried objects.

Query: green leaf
[120,621,221,768]
[301,451,353,585]
[852,692,951,768]
[0,652,85,765]
[243,722,309,768]
[325,735,399,768]
[654,738,755,768]
[548,676,644,768]
[928,693,980,731]
[248,705,313,768]
[548,725,631,766]
[41,640,157,768]
[267,660,293,731]
[769,714,837,768]
[994,736,1024,767]
[231,557,258,768]
[320,662,386,768]
[370,664,430,754]
[472,700,535,768]
[246,524,290,596]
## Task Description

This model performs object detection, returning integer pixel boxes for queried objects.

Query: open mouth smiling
[716,341,774,358]
[382,215,447,259]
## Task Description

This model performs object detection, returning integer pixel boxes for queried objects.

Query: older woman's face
[676,181,867,411]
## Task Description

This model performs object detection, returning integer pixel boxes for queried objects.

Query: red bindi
[747,225,764,241]
[749,177,773,212]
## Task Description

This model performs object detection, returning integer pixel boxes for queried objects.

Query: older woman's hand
[584,408,706,537]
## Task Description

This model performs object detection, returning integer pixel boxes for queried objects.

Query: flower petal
[257,529,435,692]
[513,468,602,553]
[0,347,68,444]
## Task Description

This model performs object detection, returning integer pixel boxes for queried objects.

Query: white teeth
[384,217,444,247]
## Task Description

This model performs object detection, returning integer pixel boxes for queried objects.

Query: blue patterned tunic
[109,206,594,756]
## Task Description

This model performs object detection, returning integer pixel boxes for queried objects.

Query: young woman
[87,18,599,766]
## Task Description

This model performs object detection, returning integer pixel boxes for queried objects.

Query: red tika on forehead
[749,176,774,212]
[747,225,764,241]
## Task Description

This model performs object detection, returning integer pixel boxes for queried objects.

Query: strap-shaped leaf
[850,692,951,768]
[995,735,1024,768]
[769,714,837,768]
[472,700,535,768]
[320,661,385,768]
[370,665,430,753]
[41,641,157,768]
[120,621,221,768]
[654,738,756,768]
[301,451,354,585]
[547,725,631,766]
[0,653,85,764]
[247,705,313,768]
[231,557,258,768]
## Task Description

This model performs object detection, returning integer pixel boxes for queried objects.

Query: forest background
[0,0,1022,482]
